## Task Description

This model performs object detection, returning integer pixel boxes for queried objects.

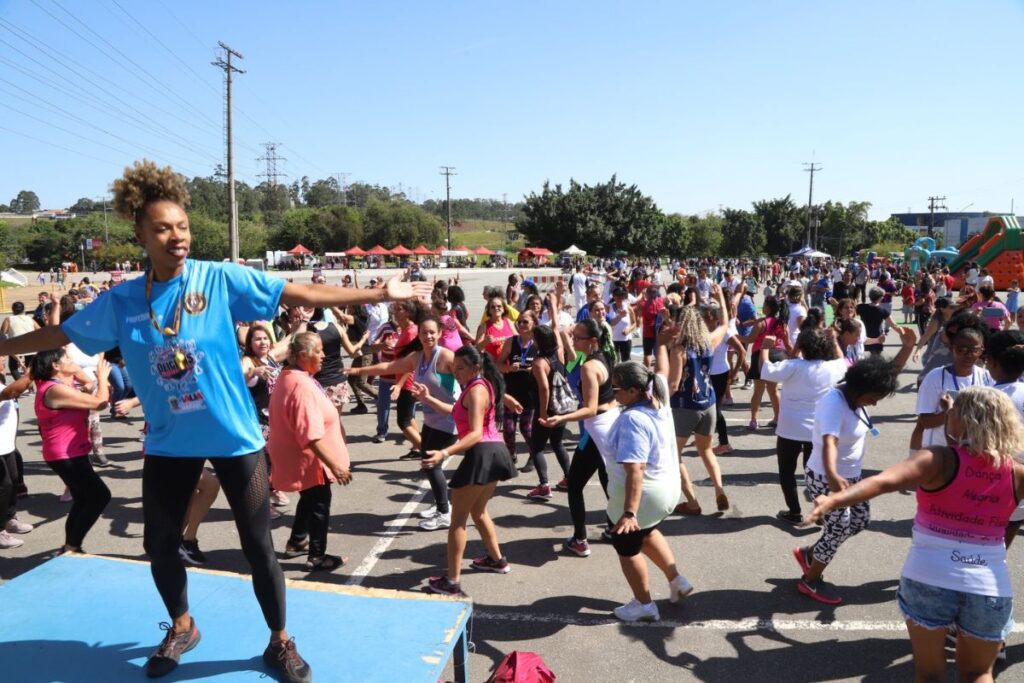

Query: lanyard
[944,366,972,391]
[145,264,188,370]
[519,340,533,364]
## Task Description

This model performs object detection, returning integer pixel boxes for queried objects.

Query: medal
[174,349,187,370]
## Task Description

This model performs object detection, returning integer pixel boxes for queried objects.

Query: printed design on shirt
[148,339,207,414]
[183,291,208,315]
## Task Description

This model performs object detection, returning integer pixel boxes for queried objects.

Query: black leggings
[529,420,569,486]
[48,455,111,549]
[777,436,812,515]
[916,311,932,337]
[421,425,456,514]
[567,436,609,541]
[143,451,285,630]
[396,388,418,430]
[710,371,730,446]
[348,353,377,406]
[0,449,19,522]
[613,340,632,365]
[289,483,332,558]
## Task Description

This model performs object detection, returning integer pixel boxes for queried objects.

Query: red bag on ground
[488,651,556,683]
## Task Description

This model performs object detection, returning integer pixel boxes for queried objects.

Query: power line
[803,161,822,249]
[153,0,211,53]
[1,123,131,168]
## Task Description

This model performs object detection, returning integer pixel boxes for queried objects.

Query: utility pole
[213,42,244,262]
[927,195,947,239]
[803,162,822,249]
[440,166,456,249]
[334,172,350,206]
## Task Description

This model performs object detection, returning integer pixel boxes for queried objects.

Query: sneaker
[419,511,451,531]
[400,448,422,460]
[59,488,72,503]
[669,575,694,603]
[0,529,24,549]
[600,525,614,543]
[746,419,759,431]
[471,555,511,574]
[5,515,33,534]
[564,537,591,557]
[271,491,290,508]
[613,598,660,622]
[777,510,803,526]
[349,404,369,415]
[262,638,312,683]
[90,452,112,468]
[797,577,843,605]
[145,618,201,678]
[742,380,752,390]
[713,444,733,455]
[372,434,387,444]
[792,546,813,577]
[527,485,552,500]
[428,575,466,597]
[554,478,569,492]
[418,505,438,519]
[178,539,207,567]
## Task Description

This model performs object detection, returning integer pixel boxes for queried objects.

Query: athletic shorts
[611,523,660,557]
[642,336,656,357]
[673,406,716,440]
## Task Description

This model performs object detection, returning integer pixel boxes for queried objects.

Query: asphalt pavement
[3,267,1024,682]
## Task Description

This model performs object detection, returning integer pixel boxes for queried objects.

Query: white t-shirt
[831,267,844,284]
[994,380,1024,419]
[762,358,848,442]
[365,302,390,343]
[966,268,979,285]
[710,321,736,375]
[569,272,588,305]
[0,385,18,454]
[787,303,807,345]
[807,387,871,479]
[915,365,993,447]
[66,343,99,381]
[610,301,632,342]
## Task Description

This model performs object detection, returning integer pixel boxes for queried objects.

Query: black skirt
[449,441,517,488]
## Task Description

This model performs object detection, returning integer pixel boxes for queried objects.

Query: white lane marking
[475,611,1024,632]
[345,457,451,587]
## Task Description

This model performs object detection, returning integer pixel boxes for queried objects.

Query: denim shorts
[897,576,1014,642]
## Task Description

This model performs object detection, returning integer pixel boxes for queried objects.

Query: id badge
[869,427,880,437]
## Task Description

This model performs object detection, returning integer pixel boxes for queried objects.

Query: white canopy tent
[560,244,587,256]
[787,245,831,259]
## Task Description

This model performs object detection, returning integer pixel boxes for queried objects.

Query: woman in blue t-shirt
[0,160,432,683]
[666,283,731,513]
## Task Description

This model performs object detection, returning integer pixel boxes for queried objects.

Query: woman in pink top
[268,332,352,572]
[805,387,1024,682]
[433,292,468,352]
[31,347,111,554]
[415,345,517,597]
[738,296,792,429]
[475,295,515,360]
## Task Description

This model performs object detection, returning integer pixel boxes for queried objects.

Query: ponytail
[454,345,505,422]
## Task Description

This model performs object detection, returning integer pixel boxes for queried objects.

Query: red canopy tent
[473,246,496,256]
[287,244,313,255]
[366,245,392,256]
[519,247,553,258]
[456,245,472,253]
[412,245,434,255]
[344,246,367,257]
[433,246,446,255]
[390,245,413,256]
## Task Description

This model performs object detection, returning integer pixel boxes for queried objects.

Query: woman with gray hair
[605,360,689,622]
[268,332,352,572]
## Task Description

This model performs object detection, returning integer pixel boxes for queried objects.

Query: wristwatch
[622,511,636,519]
[439,449,449,459]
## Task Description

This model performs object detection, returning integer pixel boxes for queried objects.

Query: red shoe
[797,577,842,605]
[526,485,552,500]
[554,478,569,491]
[792,546,813,577]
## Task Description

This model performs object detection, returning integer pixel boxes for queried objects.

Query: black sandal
[283,539,309,557]
[304,554,346,572]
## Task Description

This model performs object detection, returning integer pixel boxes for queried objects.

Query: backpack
[488,651,556,683]
[547,359,577,416]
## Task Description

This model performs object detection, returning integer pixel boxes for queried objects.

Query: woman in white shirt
[760,328,847,525]
[791,357,902,605]
[609,287,637,364]
[785,287,807,348]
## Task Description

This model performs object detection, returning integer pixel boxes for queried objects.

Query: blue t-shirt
[737,296,757,336]
[62,261,285,457]
[670,349,715,411]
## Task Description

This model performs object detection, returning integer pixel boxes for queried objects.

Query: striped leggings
[806,468,870,566]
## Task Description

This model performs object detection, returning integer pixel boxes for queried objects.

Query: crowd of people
[2,162,1024,681]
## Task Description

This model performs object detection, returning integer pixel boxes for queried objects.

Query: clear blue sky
[1,0,1022,219]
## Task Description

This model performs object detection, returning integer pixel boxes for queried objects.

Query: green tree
[10,190,41,214]
[685,214,724,257]
[69,198,96,214]
[239,219,268,259]
[304,178,341,208]
[720,208,765,256]
[97,243,142,269]
[187,213,229,260]
[753,195,803,254]
[0,221,20,269]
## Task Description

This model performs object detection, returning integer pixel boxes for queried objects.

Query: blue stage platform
[0,554,472,682]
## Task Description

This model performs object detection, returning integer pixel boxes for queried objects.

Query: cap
[523,279,536,288]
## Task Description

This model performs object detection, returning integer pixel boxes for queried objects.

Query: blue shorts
[897,576,1013,642]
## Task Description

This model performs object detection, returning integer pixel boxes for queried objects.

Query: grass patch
[450,219,525,251]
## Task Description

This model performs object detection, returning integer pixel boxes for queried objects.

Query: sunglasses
[953,345,983,355]
[572,334,594,341]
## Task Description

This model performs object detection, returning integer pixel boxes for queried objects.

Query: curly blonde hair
[675,305,710,354]
[953,387,1024,466]
[111,159,190,223]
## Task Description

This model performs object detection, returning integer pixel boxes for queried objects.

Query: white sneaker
[0,529,24,549]
[613,598,660,622]
[418,505,438,519]
[669,575,694,603]
[419,511,451,531]
[5,516,33,534]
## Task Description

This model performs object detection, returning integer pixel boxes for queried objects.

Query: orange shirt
[268,368,350,492]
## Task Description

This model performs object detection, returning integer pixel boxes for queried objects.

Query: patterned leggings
[503,407,535,458]
[806,468,870,566]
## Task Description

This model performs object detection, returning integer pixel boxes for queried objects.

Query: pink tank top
[484,318,514,360]
[914,446,1018,545]
[452,378,501,442]
[34,379,91,462]
[438,313,463,352]
[752,316,786,352]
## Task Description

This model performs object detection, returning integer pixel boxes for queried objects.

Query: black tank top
[589,353,615,405]
[312,322,346,387]
[248,357,280,425]
[504,335,538,406]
